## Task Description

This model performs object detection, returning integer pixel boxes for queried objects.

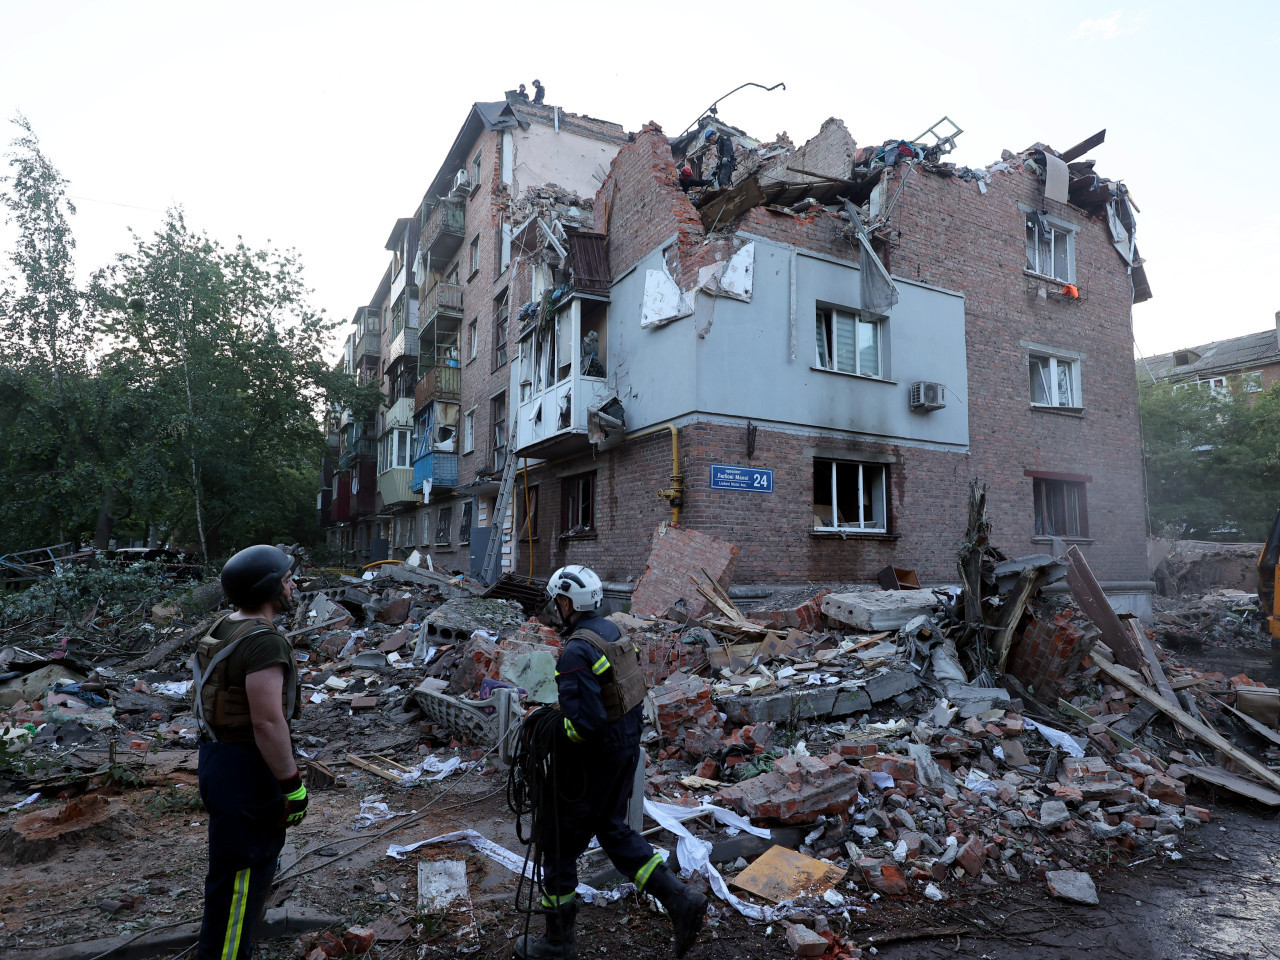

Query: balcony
[388,316,419,364]
[411,451,459,493]
[377,467,417,508]
[355,326,380,365]
[422,198,465,263]
[384,396,414,431]
[338,437,375,470]
[415,364,461,411]
[422,282,463,323]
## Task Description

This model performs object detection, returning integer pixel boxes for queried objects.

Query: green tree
[1140,378,1280,540]
[91,210,355,556]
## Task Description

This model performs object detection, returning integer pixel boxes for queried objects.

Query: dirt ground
[3,740,1279,960]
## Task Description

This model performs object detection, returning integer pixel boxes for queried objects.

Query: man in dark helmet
[193,545,306,960]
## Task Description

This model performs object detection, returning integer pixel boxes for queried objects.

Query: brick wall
[887,161,1148,580]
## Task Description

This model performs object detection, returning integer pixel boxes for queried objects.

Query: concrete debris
[1045,869,1099,905]
[822,590,938,632]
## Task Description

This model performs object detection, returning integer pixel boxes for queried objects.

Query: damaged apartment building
[321,92,1153,612]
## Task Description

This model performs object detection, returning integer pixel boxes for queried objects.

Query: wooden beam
[1066,547,1146,674]
[1126,618,1185,736]
[343,753,403,783]
[992,569,1040,673]
[1184,764,1280,807]
[784,165,859,185]
[1091,658,1280,795]
[1059,129,1106,163]
[1057,698,1139,751]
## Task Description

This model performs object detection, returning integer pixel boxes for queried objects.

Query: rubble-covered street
[4,510,1280,960]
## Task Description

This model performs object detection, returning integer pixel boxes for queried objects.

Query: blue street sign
[710,464,774,492]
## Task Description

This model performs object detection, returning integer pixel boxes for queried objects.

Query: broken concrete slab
[420,598,525,646]
[716,753,859,825]
[0,664,87,709]
[417,859,469,911]
[1046,869,1098,905]
[821,590,938,631]
[718,685,872,725]
[1039,799,1071,830]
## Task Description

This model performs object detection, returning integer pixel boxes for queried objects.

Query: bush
[0,561,189,627]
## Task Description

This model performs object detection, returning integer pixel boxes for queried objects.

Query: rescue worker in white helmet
[192,545,306,960]
[514,564,707,959]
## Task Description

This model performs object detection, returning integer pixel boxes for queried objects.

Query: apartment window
[1024,212,1074,282]
[561,472,595,535]
[471,149,483,188]
[518,484,539,542]
[815,307,882,378]
[406,517,415,546]
[499,223,512,272]
[468,236,480,277]
[468,319,478,362]
[379,428,411,471]
[1032,476,1089,538]
[463,409,475,454]
[1029,353,1081,408]
[459,500,474,545]
[435,505,453,546]
[1243,371,1263,393]
[813,459,888,533]
[494,290,509,368]
[492,392,507,469]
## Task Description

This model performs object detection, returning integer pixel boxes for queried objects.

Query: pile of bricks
[647,672,718,740]
[715,752,860,824]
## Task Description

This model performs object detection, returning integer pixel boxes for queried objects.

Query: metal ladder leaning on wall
[479,437,519,586]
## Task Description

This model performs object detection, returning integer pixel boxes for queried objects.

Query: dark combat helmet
[221,545,294,609]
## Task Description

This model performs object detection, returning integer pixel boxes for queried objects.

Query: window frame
[1030,474,1090,539]
[812,459,889,534]
[491,392,507,470]
[814,306,885,379]
[1028,351,1083,409]
[462,408,475,455]
[493,289,509,370]
[1023,210,1076,283]
[435,505,453,546]
[468,236,480,279]
[560,471,596,536]
[467,319,478,363]
[518,484,540,542]
[470,149,483,189]
[459,499,474,545]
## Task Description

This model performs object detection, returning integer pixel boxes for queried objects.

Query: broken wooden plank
[1126,618,1183,734]
[1092,657,1280,795]
[343,753,403,783]
[1057,698,1139,751]
[1184,764,1280,807]
[1211,697,1280,749]
[992,568,1040,674]
[1066,547,1147,674]
[1170,675,1207,690]
[1059,129,1106,164]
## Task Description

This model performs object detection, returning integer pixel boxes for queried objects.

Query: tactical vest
[191,614,299,742]
[571,627,649,723]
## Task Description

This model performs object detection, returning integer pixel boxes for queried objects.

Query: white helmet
[547,564,604,612]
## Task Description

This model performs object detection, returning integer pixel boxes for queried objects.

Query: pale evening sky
[1,0,1275,365]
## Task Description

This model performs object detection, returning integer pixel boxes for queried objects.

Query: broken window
[463,409,475,454]
[561,472,595,535]
[1024,213,1073,282]
[815,308,882,378]
[581,300,607,377]
[1029,353,1080,408]
[813,460,887,533]
[518,484,539,542]
[406,517,415,546]
[1033,478,1087,538]
[435,505,452,546]
[459,500,474,545]
[492,392,507,470]
[494,290,509,369]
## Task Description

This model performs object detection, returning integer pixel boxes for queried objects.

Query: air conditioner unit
[909,381,946,412]
[450,169,470,194]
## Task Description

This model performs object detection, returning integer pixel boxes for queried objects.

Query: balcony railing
[422,198,465,262]
[377,467,417,508]
[422,282,463,322]
[414,364,462,410]
[337,438,375,470]
[355,327,381,363]
[411,451,459,493]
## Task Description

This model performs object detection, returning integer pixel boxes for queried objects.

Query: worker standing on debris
[679,164,710,193]
[513,565,707,959]
[192,545,306,960]
[706,129,736,189]
[532,79,546,104]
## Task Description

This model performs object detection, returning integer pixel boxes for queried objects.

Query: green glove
[279,771,308,827]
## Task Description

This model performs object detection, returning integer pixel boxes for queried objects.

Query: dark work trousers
[541,741,654,897]
[197,741,286,960]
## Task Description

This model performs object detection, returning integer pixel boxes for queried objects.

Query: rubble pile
[6,502,1280,957]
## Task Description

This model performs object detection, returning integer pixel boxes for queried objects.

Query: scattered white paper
[152,680,193,699]
[355,796,408,829]
[394,755,473,787]
[2,792,40,813]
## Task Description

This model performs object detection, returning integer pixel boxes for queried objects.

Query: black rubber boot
[513,898,578,960]
[644,864,707,958]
